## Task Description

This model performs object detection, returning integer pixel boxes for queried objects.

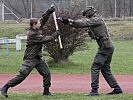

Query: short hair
[30,18,39,27]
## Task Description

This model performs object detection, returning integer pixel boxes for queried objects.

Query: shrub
[42,7,89,64]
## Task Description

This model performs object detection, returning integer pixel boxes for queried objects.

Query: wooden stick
[51,4,63,49]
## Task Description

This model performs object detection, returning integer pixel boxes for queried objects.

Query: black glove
[47,6,55,15]
[52,30,61,38]
[57,17,69,25]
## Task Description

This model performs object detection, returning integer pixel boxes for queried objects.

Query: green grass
[0,21,133,74]
[0,92,133,100]
[0,20,133,39]
[0,23,28,38]
[0,21,133,100]
[0,40,133,74]
[106,21,133,37]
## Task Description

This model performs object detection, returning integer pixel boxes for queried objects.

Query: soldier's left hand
[57,17,69,24]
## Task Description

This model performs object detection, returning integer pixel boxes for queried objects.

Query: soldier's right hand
[57,17,69,24]
[47,6,55,15]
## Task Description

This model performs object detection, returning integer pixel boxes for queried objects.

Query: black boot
[43,87,52,96]
[0,84,10,98]
[88,88,99,96]
[108,86,123,95]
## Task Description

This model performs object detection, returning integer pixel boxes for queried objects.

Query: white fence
[0,34,27,52]
[16,35,27,51]
[0,37,9,55]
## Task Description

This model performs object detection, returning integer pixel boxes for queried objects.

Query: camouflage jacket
[70,16,113,48]
[23,12,54,60]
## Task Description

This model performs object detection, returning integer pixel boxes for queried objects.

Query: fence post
[5,37,8,56]
[0,37,8,56]
[16,35,21,51]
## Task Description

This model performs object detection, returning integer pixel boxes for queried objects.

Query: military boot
[0,83,10,98]
[43,87,52,96]
[89,88,99,96]
[107,86,123,95]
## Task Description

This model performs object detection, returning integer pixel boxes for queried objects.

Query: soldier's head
[30,18,41,29]
[82,6,97,18]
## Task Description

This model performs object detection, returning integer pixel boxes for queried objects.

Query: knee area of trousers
[91,63,101,69]
[42,71,51,77]
[94,61,104,67]
[93,56,105,66]
[19,69,29,77]
[91,67,101,72]
[46,71,51,76]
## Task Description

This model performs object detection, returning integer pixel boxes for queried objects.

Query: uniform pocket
[103,38,113,48]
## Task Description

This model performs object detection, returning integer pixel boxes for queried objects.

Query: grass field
[0,92,133,100]
[0,23,28,38]
[0,40,133,74]
[0,21,133,99]
[0,20,133,39]
[106,20,133,39]
[0,21,133,74]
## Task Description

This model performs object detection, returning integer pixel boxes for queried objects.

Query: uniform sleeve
[39,11,50,29]
[70,17,103,28]
[27,31,54,44]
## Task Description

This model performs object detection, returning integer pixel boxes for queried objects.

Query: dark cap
[82,6,97,17]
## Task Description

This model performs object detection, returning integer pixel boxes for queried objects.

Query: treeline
[2,0,133,19]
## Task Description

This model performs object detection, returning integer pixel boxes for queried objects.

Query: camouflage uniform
[69,16,121,90]
[7,11,55,89]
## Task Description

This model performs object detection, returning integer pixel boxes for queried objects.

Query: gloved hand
[52,30,61,38]
[47,6,55,15]
[57,17,69,24]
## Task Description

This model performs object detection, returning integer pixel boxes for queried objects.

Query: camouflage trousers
[91,46,120,89]
[7,59,51,88]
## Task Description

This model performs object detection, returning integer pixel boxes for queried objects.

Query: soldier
[0,6,61,97]
[57,6,123,96]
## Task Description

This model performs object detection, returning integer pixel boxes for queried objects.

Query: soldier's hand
[57,17,69,24]
[56,30,61,36]
[53,30,61,38]
[47,6,55,15]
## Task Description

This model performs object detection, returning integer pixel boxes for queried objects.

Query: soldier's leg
[101,54,118,88]
[1,60,35,97]
[7,60,35,87]
[101,54,122,94]
[90,52,107,96]
[35,60,51,95]
[91,53,107,89]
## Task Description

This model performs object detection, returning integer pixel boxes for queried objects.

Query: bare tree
[129,0,133,17]
[2,0,133,19]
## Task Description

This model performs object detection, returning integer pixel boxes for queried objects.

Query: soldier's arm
[35,35,55,43]
[39,12,50,29]
[69,18,102,28]
[40,7,55,29]
[27,31,59,44]
[28,34,54,44]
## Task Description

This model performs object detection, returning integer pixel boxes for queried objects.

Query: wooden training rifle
[51,4,63,49]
